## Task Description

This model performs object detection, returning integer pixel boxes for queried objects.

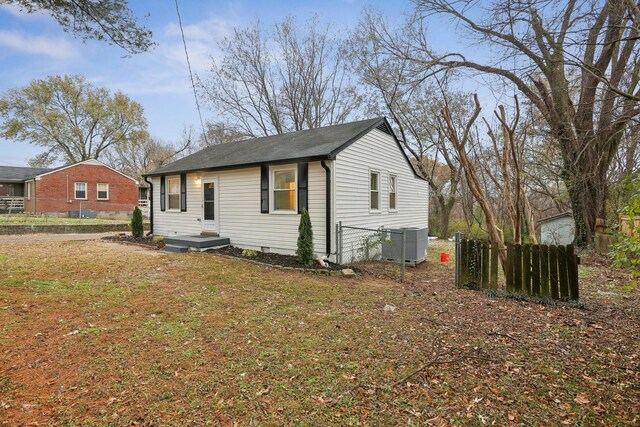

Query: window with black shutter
[297,162,308,213]
[160,176,166,211]
[260,164,269,213]
[180,173,187,212]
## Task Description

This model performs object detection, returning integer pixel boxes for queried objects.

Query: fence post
[335,222,339,264]
[337,221,342,265]
[481,241,489,288]
[566,244,579,300]
[454,232,463,286]
[540,245,550,298]
[505,244,514,292]
[549,245,559,300]
[460,238,468,286]
[531,245,541,297]
[400,229,406,282]
[523,244,531,295]
[489,243,498,289]
[514,244,522,293]
[558,245,569,299]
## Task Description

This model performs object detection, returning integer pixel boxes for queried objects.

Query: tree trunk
[566,160,609,246]
[437,197,455,239]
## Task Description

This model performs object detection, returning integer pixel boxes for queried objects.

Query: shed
[539,212,574,245]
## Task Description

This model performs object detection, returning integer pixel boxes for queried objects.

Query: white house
[144,118,429,262]
[539,212,575,245]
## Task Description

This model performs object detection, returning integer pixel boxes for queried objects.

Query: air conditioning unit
[381,227,428,265]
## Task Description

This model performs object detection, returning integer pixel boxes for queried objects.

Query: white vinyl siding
[152,161,327,256]
[334,128,429,230]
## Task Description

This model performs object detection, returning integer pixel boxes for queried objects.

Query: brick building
[20,159,139,219]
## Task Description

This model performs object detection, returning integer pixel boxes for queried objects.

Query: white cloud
[0,30,78,60]
[160,16,233,72]
[0,3,52,21]
[165,16,232,42]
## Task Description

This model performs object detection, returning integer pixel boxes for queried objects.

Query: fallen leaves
[574,392,590,405]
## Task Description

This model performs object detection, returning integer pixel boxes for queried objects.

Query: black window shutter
[260,164,269,213]
[160,176,166,212]
[297,162,308,213]
[180,173,187,212]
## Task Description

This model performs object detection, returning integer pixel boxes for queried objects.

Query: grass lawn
[0,239,638,425]
[0,214,134,225]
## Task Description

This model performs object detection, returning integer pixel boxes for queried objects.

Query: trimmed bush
[296,208,315,266]
[131,206,144,238]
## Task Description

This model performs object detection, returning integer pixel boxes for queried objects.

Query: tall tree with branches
[0,74,148,166]
[349,10,464,238]
[2,0,154,54]
[368,0,640,245]
[199,16,359,137]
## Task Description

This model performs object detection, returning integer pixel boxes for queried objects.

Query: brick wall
[24,164,138,216]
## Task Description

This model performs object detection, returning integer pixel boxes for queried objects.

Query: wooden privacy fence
[457,239,499,289]
[456,237,579,301]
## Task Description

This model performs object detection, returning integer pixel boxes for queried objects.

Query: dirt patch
[212,245,348,271]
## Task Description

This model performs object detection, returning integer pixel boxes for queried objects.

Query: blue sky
[0,0,495,167]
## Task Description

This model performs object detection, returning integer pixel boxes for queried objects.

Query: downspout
[320,159,331,257]
[144,176,153,236]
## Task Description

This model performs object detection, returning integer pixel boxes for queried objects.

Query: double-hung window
[389,175,397,210]
[370,171,380,211]
[272,168,297,212]
[167,176,181,210]
[97,183,109,200]
[74,182,87,199]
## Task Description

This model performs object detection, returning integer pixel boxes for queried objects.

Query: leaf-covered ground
[0,239,638,426]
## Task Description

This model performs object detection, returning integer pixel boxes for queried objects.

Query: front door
[202,177,218,233]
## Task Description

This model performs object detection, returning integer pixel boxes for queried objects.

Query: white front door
[202,177,218,233]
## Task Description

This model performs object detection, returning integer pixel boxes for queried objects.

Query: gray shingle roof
[146,118,390,176]
[0,166,51,182]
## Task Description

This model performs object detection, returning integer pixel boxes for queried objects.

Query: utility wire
[174,0,209,146]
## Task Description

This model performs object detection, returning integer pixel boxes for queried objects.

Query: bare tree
[198,121,246,148]
[482,97,538,244]
[199,16,359,137]
[369,0,640,245]
[103,127,192,183]
[440,94,508,266]
[349,11,464,238]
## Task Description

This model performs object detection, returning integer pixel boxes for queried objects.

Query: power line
[174,0,209,146]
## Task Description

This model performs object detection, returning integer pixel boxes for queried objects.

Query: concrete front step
[164,244,188,253]
[163,235,230,252]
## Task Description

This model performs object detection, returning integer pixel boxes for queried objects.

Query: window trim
[369,170,380,212]
[74,182,87,200]
[96,183,109,200]
[166,175,181,211]
[389,174,398,212]
[26,180,32,200]
[270,165,298,214]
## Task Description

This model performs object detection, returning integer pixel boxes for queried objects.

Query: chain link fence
[336,223,407,281]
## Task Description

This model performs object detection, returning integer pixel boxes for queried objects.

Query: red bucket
[440,252,449,263]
